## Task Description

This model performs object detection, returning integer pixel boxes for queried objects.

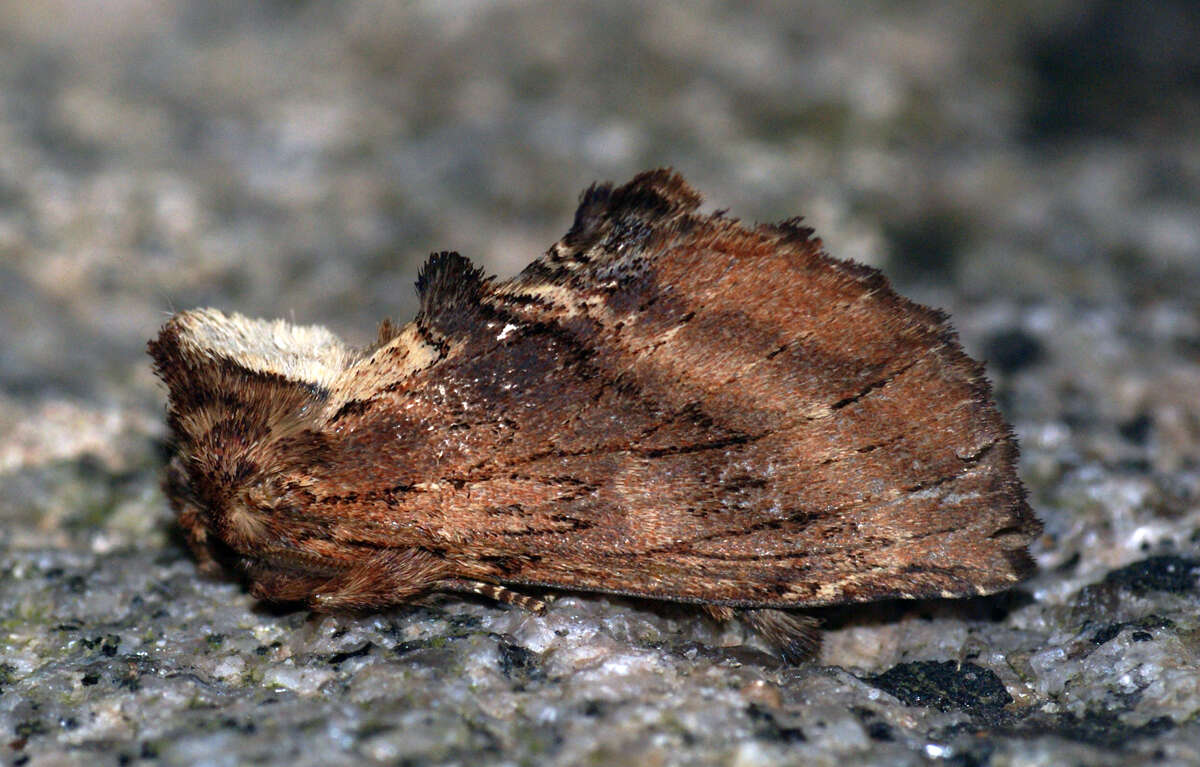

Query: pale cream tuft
[172,308,357,390]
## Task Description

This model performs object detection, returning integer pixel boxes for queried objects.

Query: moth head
[149,309,351,555]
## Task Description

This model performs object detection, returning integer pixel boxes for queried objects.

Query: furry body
[149,170,1040,660]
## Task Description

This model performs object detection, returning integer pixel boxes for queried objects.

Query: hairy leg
[439,579,550,613]
[304,548,450,611]
[703,605,821,663]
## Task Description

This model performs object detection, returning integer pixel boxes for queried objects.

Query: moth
[150,169,1040,661]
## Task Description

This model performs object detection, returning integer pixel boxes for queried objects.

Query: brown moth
[149,169,1040,662]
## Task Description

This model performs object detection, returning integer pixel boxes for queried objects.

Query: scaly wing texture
[278,169,1039,608]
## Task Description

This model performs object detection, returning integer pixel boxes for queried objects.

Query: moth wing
[318,170,1039,608]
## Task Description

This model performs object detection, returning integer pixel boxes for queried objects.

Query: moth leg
[168,454,223,577]
[177,506,223,576]
[702,605,822,664]
[702,604,736,622]
[307,548,449,611]
[248,568,329,603]
[440,579,549,614]
[741,609,822,664]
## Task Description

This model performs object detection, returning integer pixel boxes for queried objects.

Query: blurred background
[2,2,1199,764]
[2,0,1196,396]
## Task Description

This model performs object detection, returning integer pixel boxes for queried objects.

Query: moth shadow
[808,589,1036,632]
